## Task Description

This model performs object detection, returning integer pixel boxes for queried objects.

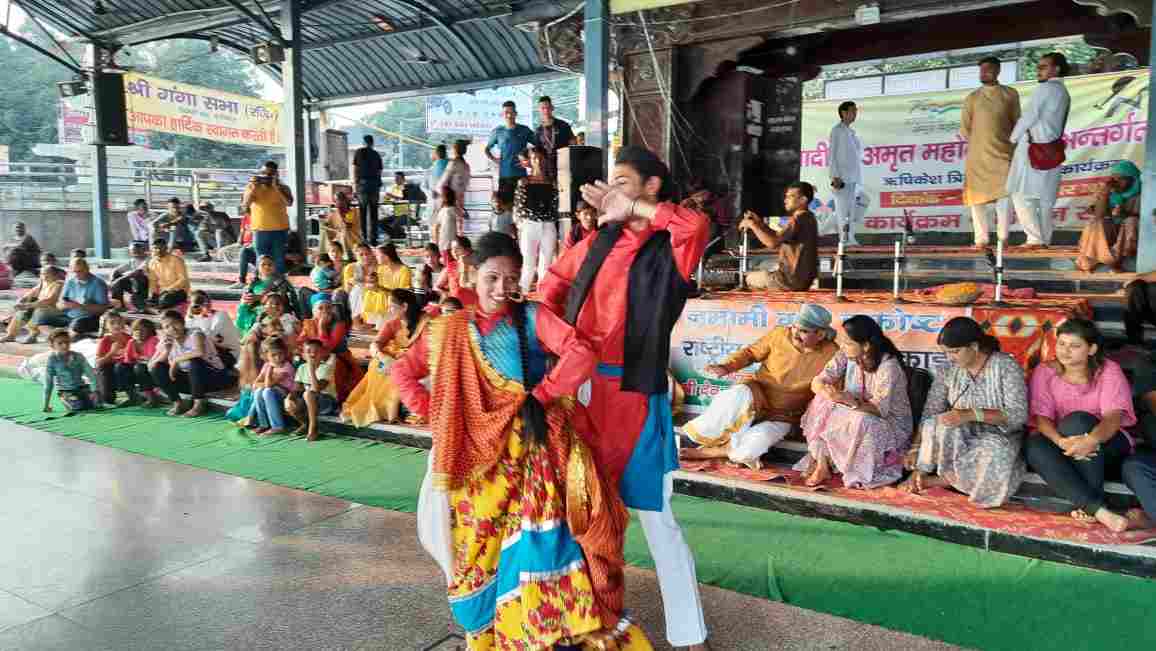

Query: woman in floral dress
[903,317,1029,508]
[391,232,651,650]
[795,315,912,488]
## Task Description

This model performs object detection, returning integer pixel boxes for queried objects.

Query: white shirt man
[828,101,866,245]
[1006,53,1071,248]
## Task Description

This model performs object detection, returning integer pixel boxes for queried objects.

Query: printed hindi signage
[425,89,534,137]
[671,297,1076,411]
[799,69,1147,234]
[122,73,281,147]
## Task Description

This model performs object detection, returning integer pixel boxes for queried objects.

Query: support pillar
[1136,2,1156,273]
[584,0,609,174]
[281,0,308,240]
[88,42,113,258]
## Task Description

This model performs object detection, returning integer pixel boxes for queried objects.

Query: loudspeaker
[92,72,129,146]
[556,146,602,214]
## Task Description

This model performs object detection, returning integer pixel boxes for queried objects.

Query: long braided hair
[470,232,545,444]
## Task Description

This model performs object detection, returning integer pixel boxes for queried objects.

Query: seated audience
[335,242,376,321]
[151,198,192,252]
[126,198,152,244]
[562,200,597,252]
[261,293,300,341]
[146,238,191,310]
[115,318,160,407]
[795,315,912,488]
[681,303,838,469]
[70,248,86,262]
[93,311,129,405]
[350,271,389,332]
[736,182,819,291]
[297,298,364,397]
[488,191,515,237]
[311,253,340,301]
[318,191,362,257]
[1025,318,1137,532]
[42,328,99,413]
[38,257,110,341]
[193,201,236,262]
[4,265,64,343]
[375,242,412,291]
[3,221,41,276]
[109,242,150,312]
[235,255,295,335]
[1122,275,1156,345]
[149,310,231,417]
[1076,161,1140,272]
[285,338,340,441]
[1122,366,1156,527]
[343,289,427,427]
[245,336,296,435]
[185,290,240,369]
[903,317,1028,507]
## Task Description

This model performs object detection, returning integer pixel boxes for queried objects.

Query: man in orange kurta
[681,304,838,469]
[960,56,1020,249]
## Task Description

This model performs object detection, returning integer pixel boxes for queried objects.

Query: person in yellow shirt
[373,242,412,290]
[681,303,838,469]
[241,160,294,274]
[146,238,191,310]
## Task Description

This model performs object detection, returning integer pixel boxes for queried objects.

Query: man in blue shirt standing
[485,100,537,206]
[32,257,109,341]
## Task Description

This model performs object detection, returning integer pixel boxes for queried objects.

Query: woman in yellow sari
[342,288,426,426]
[391,232,651,650]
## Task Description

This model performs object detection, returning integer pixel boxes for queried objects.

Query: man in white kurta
[960,57,1020,248]
[828,101,866,246]
[1006,53,1071,248]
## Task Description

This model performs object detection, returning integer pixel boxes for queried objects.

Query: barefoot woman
[391,232,651,649]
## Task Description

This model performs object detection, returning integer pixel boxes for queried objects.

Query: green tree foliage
[0,32,75,160]
[133,39,272,169]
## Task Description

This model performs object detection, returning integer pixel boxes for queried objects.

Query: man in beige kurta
[960,57,1020,248]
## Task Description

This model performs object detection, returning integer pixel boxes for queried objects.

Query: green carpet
[3,377,1152,650]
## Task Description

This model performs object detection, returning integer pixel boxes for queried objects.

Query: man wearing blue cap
[682,303,838,468]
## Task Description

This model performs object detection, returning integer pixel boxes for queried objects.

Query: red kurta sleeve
[530,304,596,405]
[537,237,587,317]
[322,321,348,354]
[391,331,431,417]
[649,202,711,281]
[374,318,402,349]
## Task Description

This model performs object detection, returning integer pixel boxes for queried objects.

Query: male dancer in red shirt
[539,146,712,650]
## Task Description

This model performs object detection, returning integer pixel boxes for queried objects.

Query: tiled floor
[0,421,961,651]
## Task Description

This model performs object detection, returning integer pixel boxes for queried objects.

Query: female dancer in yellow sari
[341,288,427,426]
[391,232,651,650]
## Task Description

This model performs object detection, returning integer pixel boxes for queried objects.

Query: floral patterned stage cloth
[679,459,1156,547]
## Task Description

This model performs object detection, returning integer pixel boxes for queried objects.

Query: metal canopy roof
[13,0,569,106]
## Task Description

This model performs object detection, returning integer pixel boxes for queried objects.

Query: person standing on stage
[961,56,1021,250]
[485,100,536,208]
[1007,52,1071,249]
[828,100,865,246]
[535,95,574,182]
[352,135,384,244]
[539,146,712,650]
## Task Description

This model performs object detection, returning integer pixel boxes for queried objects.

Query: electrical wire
[12,0,82,70]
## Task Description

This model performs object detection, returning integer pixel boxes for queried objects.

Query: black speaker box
[556,146,602,214]
[93,73,129,146]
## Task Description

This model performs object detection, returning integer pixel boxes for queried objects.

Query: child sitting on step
[42,328,99,414]
[116,318,160,407]
[93,311,130,405]
[285,338,339,442]
[246,336,296,436]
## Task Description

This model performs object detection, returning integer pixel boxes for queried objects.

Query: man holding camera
[241,161,294,273]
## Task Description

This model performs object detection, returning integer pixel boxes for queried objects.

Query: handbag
[1028,134,1066,171]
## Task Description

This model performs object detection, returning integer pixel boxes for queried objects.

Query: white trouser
[1012,191,1058,246]
[832,182,865,242]
[969,197,1012,245]
[637,472,708,647]
[685,384,792,467]
[518,219,557,293]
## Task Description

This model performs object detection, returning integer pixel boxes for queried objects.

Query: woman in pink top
[1025,318,1137,533]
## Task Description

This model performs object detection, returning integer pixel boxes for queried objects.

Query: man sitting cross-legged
[681,303,838,469]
